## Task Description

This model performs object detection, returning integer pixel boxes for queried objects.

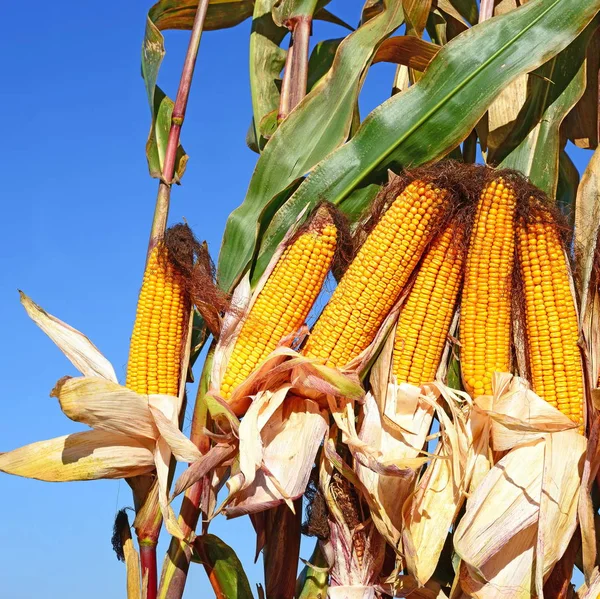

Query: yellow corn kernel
[393,223,464,385]
[220,208,338,399]
[461,178,516,397]
[517,213,583,427]
[303,181,446,367]
[126,244,188,396]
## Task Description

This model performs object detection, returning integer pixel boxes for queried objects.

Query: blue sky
[0,1,593,597]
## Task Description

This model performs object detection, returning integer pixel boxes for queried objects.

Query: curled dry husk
[452,373,586,598]
[0,294,199,540]
[319,431,386,599]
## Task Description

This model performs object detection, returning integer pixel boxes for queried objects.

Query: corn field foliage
[4,1,600,598]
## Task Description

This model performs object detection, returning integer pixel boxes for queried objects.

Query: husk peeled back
[3,293,201,540]
[453,374,587,598]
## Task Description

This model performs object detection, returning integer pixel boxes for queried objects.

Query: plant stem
[137,3,210,598]
[278,16,311,121]
[140,543,159,599]
[147,0,210,257]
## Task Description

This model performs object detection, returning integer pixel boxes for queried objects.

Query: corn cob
[393,223,465,385]
[220,208,337,399]
[125,244,189,396]
[303,181,446,367]
[461,178,516,397]
[517,213,583,426]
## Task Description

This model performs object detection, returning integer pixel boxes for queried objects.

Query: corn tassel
[126,244,189,396]
[303,181,446,368]
[220,208,337,399]
[461,178,516,397]
[517,213,583,427]
[393,223,465,385]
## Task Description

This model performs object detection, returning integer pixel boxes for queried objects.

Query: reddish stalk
[147,0,210,257]
[136,2,210,599]
[141,544,159,598]
[278,16,312,121]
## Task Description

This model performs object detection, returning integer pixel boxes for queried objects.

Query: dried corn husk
[1,294,199,540]
[454,429,586,598]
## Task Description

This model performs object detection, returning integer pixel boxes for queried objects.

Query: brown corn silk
[126,243,189,396]
[461,177,516,397]
[393,221,465,384]
[517,206,584,427]
[220,207,337,399]
[303,180,447,367]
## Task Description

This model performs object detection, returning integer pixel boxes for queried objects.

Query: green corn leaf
[143,0,254,180]
[192,534,254,599]
[218,0,405,291]
[496,19,597,196]
[246,0,600,286]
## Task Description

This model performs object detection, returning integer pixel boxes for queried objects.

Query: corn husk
[356,386,433,550]
[221,386,329,517]
[3,294,199,540]
[454,429,586,598]
[578,568,600,598]
[401,383,471,585]
[319,433,386,599]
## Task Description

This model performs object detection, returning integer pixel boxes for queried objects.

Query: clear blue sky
[0,1,593,597]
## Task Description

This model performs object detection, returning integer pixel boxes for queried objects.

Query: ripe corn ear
[393,223,465,385]
[126,244,189,396]
[303,181,446,367]
[517,213,583,426]
[461,178,516,397]
[220,209,337,399]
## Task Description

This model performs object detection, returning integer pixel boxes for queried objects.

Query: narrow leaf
[193,534,254,599]
[372,36,440,71]
[149,0,254,31]
[575,146,600,318]
[237,0,600,288]
[496,21,595,196]
[218,0,405,290]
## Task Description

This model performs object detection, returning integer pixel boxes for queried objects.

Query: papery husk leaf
[402,439,462,585]
[53,377,159,441]
[578,568,600,598]
[477,373,577,452]
[327,586,374,599]
[579,415,600,582]
[172,443,237,498]
[356,386,433,549]
[147,405,202,462]
[225,393,328,517]
[20,292,117,382]
[0,430,155,481]
[455,431,586,597]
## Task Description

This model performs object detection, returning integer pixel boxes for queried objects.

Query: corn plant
[4,1,600,598]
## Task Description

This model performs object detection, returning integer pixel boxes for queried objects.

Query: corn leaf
[575,146,600,320]
[192,534,253,599]
[372,36,440,71]
[296,543,329,599]
[439,0,478,26]
[218,0,405,290]
[564,26,600,149]
[0,430,155,481]
[495,21,595,196]
[249,0,288,150]
[220,0,600,290]
[149,0,254,31]
[557,148,580,222]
